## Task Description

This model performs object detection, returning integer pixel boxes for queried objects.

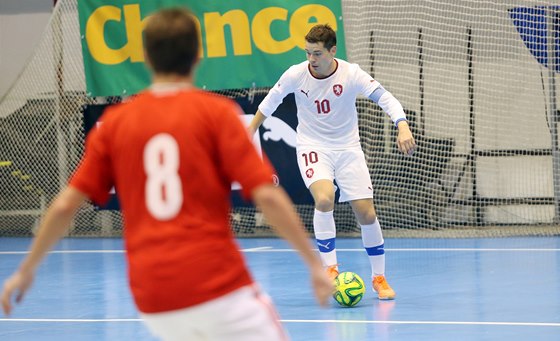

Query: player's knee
[355,210,377,225]
[314,195,334,212]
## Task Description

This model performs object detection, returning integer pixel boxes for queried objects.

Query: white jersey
[258,58,380,148]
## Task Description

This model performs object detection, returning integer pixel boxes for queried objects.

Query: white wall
[0,0,52,100]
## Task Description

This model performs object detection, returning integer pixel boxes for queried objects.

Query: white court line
[282,320,560,327]
[358,248,560,252]
[0,318,141,322]
[1,247,559,255]
[242,246,273,252]
[0,318,559,327]
[0,250,125,255]
[389,248,560,252]
[247,248,560,252]
[0,248,273,255]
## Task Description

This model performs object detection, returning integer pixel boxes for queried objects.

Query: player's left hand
[396,121,416,155]
[1,269,35,316]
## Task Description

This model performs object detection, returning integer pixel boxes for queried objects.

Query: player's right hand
[1,270,35,316]
[310,266,335,307]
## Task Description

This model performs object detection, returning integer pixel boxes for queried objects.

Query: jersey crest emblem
[333,84,343,96]
[305,168,314,178]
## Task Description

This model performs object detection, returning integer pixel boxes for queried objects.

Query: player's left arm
[1,187,88,316]
[369,85,416,155]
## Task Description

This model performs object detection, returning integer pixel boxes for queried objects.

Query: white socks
[313,209,337,267]
[361,219,385,277]
[314,210,386,278]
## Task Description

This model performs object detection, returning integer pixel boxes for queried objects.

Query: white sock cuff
[360,218,384,247]
[314,209,336,239]
[314,209,334,217]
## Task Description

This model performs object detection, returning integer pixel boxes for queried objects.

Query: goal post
[0,0,558,238]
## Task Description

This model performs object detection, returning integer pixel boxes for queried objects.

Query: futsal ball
[333,271,366,307]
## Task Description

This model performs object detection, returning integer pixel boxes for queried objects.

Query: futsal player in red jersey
[1,7,333,340]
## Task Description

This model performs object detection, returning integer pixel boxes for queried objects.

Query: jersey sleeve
[216,102,275,199]
[353,64,381,97]
[258,66,296,117]
[69,112,115,205]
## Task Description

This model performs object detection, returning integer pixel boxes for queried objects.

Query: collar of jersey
[308,59,339,80]
[149,82,193,94]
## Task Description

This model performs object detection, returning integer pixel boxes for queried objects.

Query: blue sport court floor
[1,237,559,340]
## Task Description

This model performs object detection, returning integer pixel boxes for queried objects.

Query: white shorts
[140,284,289,341]
[296,146,373,202]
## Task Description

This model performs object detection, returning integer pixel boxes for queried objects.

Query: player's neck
[310,59,337,78]
[152,73,193,86]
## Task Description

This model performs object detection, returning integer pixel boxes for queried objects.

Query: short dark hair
[305,24,337,50]
[143,7,199,76]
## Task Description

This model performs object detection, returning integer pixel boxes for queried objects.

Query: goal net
[1,0,559,238]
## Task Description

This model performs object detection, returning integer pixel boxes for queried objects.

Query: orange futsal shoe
[373,275,396,300]
[326,265,339,281]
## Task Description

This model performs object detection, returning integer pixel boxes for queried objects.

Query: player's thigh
[140,306,201,341]
[335,149,373,202]
[309,179,336,201]
[209,286,289,341]
[296,147,335,188]
[141,285,288,341]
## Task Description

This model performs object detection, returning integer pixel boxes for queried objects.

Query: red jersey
[70,86,274,313]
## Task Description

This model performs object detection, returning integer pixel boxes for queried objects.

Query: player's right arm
[252,184,333,307]
[247,67,296,137]
[247,109,267,137]
[2,114,114,316]
[1,186,88,316]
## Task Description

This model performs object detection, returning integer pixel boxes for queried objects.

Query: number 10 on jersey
[314,99,330,114]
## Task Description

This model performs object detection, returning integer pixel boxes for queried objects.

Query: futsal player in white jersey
[248,24,416,300]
